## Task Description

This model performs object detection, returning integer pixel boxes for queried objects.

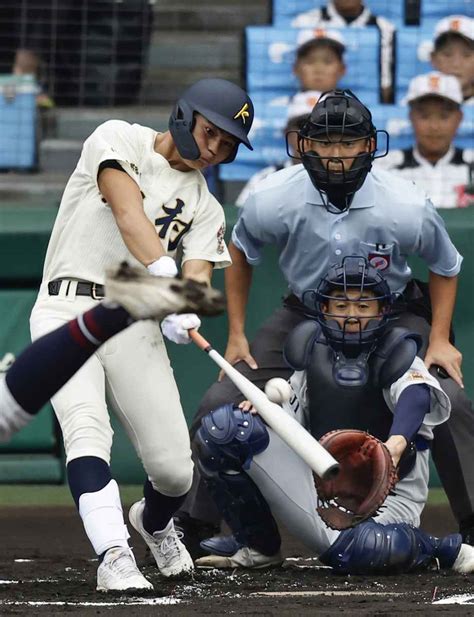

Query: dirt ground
[1,504,474,616]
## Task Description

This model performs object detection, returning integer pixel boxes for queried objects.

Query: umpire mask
[304,256,395,387]
[293,90,388,213]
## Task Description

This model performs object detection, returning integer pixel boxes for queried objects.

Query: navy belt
[48,279,105,299]
[414,435,430,451]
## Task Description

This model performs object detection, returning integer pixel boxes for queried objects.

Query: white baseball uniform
[247,357,451,554]
[30,120,230,497]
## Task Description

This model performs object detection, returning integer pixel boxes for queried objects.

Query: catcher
[193,257,474,575]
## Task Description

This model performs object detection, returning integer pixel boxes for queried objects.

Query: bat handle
[188,328,211,351]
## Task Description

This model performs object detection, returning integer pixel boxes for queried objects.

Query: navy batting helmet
[292,90,388,212]
[169,78,254,163]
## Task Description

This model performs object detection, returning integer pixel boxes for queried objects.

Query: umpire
[177,89,474,552]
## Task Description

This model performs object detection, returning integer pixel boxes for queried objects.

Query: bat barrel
[207,348,340,479]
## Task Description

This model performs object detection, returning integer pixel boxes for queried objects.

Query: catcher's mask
[169,78,254,163]
[303,256,395,386]
[287,89,388,213]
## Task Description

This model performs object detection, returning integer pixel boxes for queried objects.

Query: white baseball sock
[79,479,130,555]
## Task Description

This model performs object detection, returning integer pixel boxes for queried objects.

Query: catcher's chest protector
[306,331,416,441]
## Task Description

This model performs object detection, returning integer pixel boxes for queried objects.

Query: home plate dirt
[0,504,473,616]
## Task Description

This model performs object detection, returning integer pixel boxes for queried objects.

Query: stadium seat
[395,24,438,101]
[420,0,473,20]
[0,75,37,170]
[245,26,380,102]
[272,0,404,26]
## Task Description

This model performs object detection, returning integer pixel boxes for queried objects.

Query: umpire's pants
[181,301,474,528]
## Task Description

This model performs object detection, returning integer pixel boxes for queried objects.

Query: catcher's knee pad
[320,520,462,574]
[195,403,269,473]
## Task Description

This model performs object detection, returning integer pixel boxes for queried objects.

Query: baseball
[264,378,292,404]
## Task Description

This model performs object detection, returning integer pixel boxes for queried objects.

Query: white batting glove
[147,256,178,278]
[161,313,201,344]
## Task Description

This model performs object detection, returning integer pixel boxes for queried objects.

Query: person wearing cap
[430,15,474,105]
[28,78,254,592]
[175,88,474,558]
[378,72,473,209]
[236,31,345,207]
[235,112,308,207]
[291,0,396,103]
[293,29,346,100]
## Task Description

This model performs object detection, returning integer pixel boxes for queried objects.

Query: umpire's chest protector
[305,328,418,441]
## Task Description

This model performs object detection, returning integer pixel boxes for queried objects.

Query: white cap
[405,72,463,105]
[287,90,321,120]
[296,28,346,51]
[433,15,474,44]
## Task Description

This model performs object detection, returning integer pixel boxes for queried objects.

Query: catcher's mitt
[313,429,398,530]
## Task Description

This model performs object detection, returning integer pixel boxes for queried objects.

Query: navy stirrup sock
[142,479,187,534]
[6,304,131,415]
[67,456,112,509]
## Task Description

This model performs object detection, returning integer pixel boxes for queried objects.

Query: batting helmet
[169,78,254,163]
[291,89,388,212]
[303,256,395,358]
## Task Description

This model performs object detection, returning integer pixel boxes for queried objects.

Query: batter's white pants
[248,426,430,554]
[30,294,193,497]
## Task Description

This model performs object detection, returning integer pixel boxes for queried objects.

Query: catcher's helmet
[291,89,388,212]
[304,256,395,359]
[169,78,254,163]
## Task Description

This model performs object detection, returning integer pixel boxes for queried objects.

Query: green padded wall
[0,290,62,482]
[0,205,472,485]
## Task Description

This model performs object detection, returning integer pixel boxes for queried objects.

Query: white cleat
[105,262,225,321]
[96,546,153,592]
[452,544,474,573]
[195,546,283,570]
[129,499,194,577]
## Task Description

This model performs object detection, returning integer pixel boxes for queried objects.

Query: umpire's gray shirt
[231,164,463,301]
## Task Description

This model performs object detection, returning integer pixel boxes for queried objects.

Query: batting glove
[161,313,201,344]
[147,256,178,278]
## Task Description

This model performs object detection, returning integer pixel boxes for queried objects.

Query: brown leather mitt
[313,429,398,530]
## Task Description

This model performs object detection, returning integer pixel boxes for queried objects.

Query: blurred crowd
[234,1,473,210]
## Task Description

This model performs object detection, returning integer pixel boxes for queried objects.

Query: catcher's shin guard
[320,519,462,574]
[200,465,281,556]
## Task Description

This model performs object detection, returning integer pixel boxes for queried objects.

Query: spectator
[12,48,54,109]
[292,29,346,101]
[378,72,473,209]
[430,15,474,106]
[291,0,395,103]
[236,105,311,207]
[240,31,346,207]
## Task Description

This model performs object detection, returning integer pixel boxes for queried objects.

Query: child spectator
[238,31,345,207]
[291,0,395,103]
[292,29,346,101]
[235,107,309,207]
[430,15,474,106]
[377,72,473,209]
[267,30,345,122]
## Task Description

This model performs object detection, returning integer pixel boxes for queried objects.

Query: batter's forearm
[182,259,213,285]
[226,242,253,336]
[428,271,457,341]
[99,168,165,266]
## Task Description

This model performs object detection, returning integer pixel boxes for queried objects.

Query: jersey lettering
[155,199,193,250]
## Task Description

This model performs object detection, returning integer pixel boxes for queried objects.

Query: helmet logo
[233,102,250,124]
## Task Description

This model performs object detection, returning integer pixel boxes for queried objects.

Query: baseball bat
[189,330,339,480]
